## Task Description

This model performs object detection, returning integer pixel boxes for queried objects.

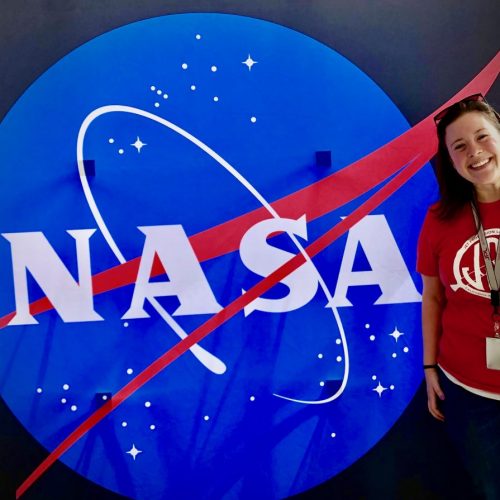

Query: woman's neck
[474,184,500,203]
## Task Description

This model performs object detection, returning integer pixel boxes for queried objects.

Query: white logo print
[451,228,500,297]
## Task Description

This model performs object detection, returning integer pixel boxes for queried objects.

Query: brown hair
[433,99,500,220]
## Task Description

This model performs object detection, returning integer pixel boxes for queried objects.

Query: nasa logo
[0,13,435,499]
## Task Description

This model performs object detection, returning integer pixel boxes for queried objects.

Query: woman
[417,94,500,499]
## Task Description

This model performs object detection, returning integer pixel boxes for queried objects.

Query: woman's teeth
[469,158,490,169]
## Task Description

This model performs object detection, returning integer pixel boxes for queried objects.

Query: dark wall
[2,0,499,124]
[1,1,498,499]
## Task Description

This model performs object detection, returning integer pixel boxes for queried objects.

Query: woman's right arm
[421,274,446,421]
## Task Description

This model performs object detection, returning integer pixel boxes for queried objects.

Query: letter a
[122,225,222,319]
[331,215,421,307]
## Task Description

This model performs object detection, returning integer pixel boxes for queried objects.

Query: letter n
[2,230,103,325]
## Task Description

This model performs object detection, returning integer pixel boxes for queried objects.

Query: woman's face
[445,110,500,199]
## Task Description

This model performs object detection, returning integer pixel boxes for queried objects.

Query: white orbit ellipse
[76,105,349,403]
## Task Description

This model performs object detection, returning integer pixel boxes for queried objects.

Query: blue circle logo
[0,13,434,499]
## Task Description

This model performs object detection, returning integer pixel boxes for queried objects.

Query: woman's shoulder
[419,202,470,242]
[424,200,469,224]
[422,202,442,225]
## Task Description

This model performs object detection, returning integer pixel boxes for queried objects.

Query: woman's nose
[467,144,483,157]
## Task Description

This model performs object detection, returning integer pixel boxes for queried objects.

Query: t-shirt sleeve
[416,209,439,276]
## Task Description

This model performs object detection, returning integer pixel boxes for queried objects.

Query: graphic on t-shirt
[451,229,500,297]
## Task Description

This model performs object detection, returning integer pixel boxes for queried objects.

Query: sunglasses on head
[433,93,485,124]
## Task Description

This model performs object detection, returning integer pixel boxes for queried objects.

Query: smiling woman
[417,96,500,499]
[445,110,500,201]
[433,96,500,217]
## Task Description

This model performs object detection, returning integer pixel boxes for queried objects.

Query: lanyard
[470,201,500,314]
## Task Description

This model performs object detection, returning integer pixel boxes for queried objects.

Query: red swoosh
[3,52,499,328]
[15,51,500,498]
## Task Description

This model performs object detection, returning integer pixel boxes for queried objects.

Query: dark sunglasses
[433,93,485,124]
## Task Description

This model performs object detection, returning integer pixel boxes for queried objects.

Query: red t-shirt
[417,199,500,393]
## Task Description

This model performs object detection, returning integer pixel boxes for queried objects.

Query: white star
[242,54,258,71]
[389,327,404,342]
[126,444,142,460]
[373,382,387,397]
[131,137,147,153]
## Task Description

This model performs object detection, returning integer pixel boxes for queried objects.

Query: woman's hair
[433,98,500,220]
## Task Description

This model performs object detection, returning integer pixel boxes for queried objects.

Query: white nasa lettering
[122,225,222,319]
[331,215,421,306]
[239,216,319,315]
[2,229,103,324]
[2,216,420,326]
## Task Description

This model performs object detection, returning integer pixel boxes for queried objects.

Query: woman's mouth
[469,157,492,171]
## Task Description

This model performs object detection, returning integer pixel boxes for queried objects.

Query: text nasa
[1,215,421,325]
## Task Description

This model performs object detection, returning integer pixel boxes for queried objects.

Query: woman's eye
[477,134,488,140]
[454,144,465,151]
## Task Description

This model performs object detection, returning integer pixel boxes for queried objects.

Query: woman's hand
[425,368,445,421]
